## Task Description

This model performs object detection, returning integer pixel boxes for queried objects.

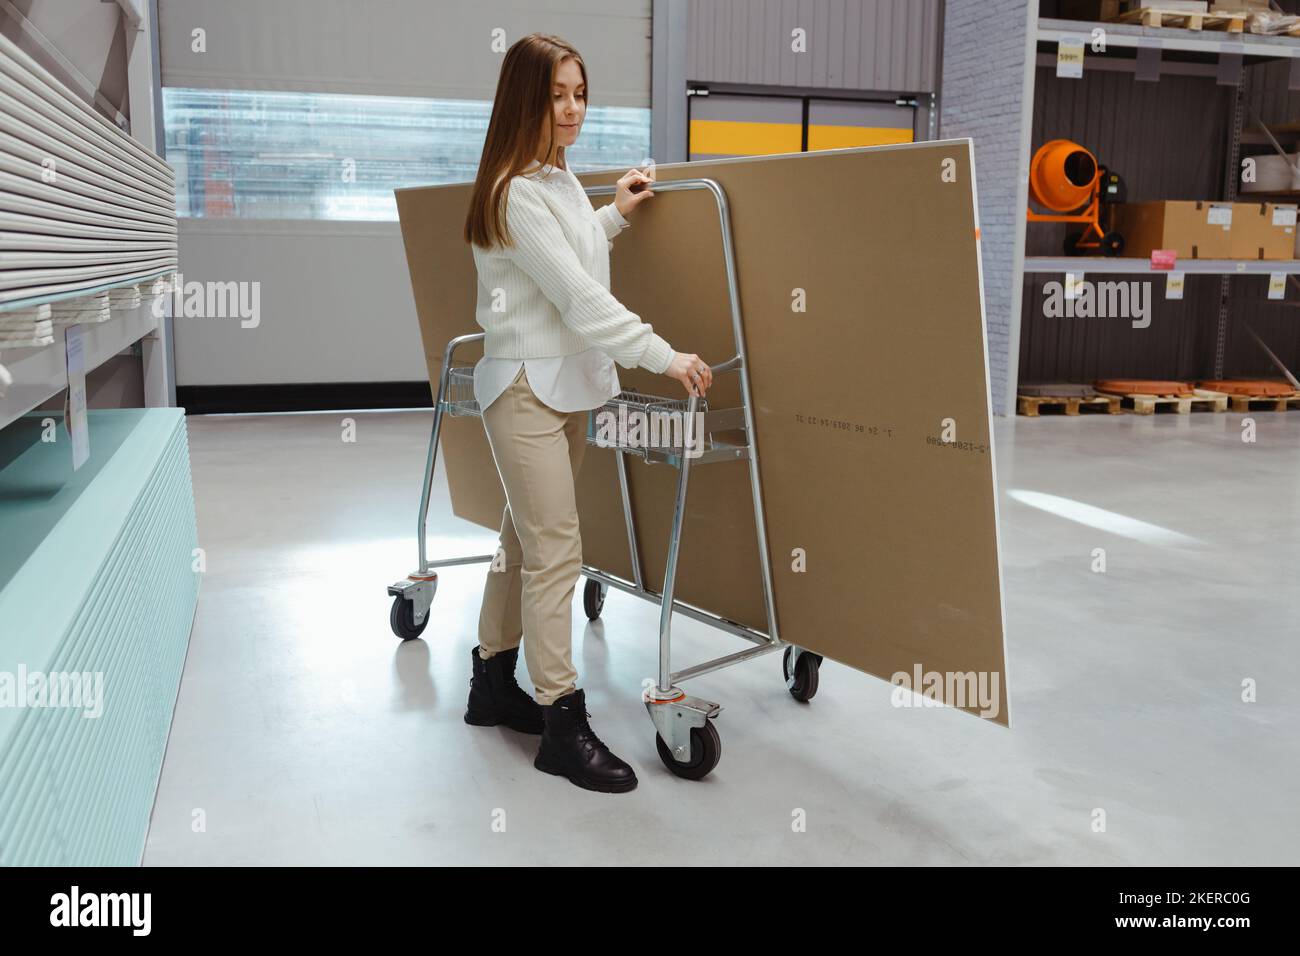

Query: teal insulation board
[0,408,199,865]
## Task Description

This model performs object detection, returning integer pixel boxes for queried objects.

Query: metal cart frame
[387,178,822,780]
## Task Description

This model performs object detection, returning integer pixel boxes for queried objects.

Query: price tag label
[1057,38,1085,79]
[1065,272,1085,299]
[1165,272,1185,300]
[65,324,89,471]
[1268,272,1287,300]
[1207,203,1233,228]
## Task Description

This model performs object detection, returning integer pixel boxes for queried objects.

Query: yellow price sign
[1057,39,1085,79]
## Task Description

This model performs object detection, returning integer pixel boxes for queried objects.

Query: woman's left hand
[613,165,655,219]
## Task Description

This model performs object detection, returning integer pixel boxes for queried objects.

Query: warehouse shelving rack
[0,17,177,430]
[0,277,173,431]
[1037,15,1300,58]
[1015,9,1300,396]
[1024,257,1300,273]
[386,177,821,781]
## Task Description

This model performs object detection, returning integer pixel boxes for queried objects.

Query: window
[162,88,652,221]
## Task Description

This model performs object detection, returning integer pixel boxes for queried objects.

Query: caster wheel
[390,594,428,641]
[655,720,721,780]
[582,578,606,620]
[1101,231,1125,257]
[783,647,822,703]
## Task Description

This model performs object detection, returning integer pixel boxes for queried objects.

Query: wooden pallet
[1110,8,1246,32]
[1017,394,1123,417]
[1214,390,1300,412]
[1103,388,1229,415]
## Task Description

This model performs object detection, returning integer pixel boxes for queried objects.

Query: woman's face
[542,57,585,158]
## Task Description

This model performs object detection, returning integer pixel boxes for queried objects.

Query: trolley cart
[387,178,823,780]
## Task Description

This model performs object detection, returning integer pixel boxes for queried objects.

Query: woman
[462,33,713,794]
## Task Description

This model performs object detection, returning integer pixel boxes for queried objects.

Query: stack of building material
[145,274,173,297]
[1096,378,1195,396]
[1017,382,1122,416]
[49,291,111,325]
[0,304,54,348]
[1096,379,1227,414]
[1199,378,1293,396]
[0,408,199,865]
[108,284,142,311]
[1199,379,1300,411]
[1110,2,1248,32]
[0,31,177,311]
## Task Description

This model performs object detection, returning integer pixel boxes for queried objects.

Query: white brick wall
[940,0,1034,416]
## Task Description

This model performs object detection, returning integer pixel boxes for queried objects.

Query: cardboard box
[394,142,1010,724]
[1057,0,1123,20]
[1230,201,1297,259]
[1210,1,1270,13]
[1108,200,1235,258]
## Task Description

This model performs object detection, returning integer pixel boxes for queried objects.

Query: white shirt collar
[522,160,569,181]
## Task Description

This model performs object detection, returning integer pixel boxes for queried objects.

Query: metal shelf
[1010,19,1300,406]
[1025,257,1300,275]
[0,303,159,431]
[1037,17,1300,60]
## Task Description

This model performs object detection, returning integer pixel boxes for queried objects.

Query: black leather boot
[464,646,544,734]
[534,689,638,793]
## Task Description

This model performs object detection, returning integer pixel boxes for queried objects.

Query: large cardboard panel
[395,141,1009,723]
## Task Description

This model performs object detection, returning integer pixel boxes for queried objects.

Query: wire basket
[588,388,708,459]
[442,366,480,416]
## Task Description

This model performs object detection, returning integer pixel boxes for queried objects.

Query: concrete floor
[143,408,1300,865]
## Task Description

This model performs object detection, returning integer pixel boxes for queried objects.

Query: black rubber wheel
[390,594,428,641]
[655,720,722,780]
[783,647,822,703]
[582,578,606,620]
[1101,231,1125,257]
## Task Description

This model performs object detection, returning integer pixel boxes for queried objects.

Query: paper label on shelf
[1165,272,1185,300]
[1065,272,1085,299]
[65,324,89,471]
[1207,204,1233,227]
[1268,272,1287,300]
[1057,38,1085,79]
[1273,206,1297,227]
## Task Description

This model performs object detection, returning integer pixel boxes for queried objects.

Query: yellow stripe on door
[807,125,913,150]
[689,119,802,156]
[690,119,914,156]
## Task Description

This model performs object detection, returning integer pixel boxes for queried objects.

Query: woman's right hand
[666,351,713,398]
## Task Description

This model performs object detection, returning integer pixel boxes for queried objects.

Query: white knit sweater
[471,167,676,374]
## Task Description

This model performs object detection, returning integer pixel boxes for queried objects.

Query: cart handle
[442,331,485,369]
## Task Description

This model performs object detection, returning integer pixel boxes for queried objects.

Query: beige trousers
[477,365,588,704]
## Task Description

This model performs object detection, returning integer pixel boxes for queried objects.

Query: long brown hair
[464,33,587,250]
